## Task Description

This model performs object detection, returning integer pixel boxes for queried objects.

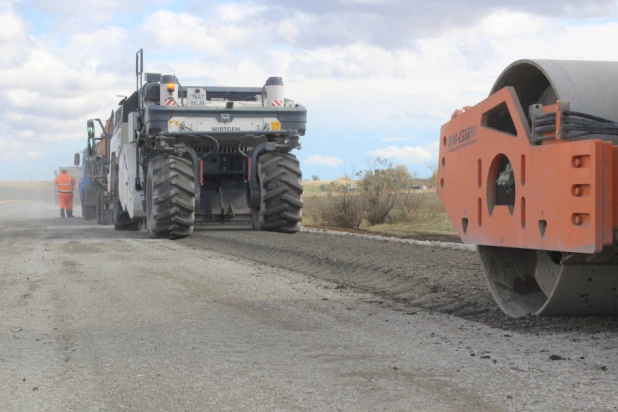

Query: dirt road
[1,201,618,411]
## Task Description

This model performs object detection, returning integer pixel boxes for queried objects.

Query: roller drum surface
[491,59,618,124]
[478,246,618,317]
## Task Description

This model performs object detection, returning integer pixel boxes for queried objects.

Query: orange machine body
[437,86,617,254]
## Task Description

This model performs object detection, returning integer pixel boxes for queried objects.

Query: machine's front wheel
[253,152,303,234]
[145,154,196,239]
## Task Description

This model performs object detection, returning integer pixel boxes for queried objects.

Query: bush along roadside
[317,158,428,230]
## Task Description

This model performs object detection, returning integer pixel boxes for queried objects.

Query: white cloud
[248,0,613,49]
[304,155,344,167]
[1,1,618,176]
[217,3,266,24]
[0,10,28,42]
[369,145,434,164]
[25,151,41,159]
[380,137,414,142]
[0,138,24,161]
[25,0,184,26]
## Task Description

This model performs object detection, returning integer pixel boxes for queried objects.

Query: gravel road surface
[183,229,618,334]
[1,201,618,411]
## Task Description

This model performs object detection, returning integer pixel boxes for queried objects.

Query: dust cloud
[0,181,76,222]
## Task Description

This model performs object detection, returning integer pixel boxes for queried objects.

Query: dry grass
[302,192,335,226]
[302,179,350,193]
[366,190,456,235]
[302,181,456,236]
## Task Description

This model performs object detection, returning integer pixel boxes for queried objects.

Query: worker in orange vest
[54,169,76,218]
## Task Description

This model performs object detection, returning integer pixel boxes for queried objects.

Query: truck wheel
[253,152,303,233]
[96,192,103,224]
[96,191,111,225]
[98,192,113,226]
[145,154,195,239]
[82,203,96,220]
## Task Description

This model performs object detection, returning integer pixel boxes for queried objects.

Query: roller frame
[437,60,618,317]
[438,86,616,254]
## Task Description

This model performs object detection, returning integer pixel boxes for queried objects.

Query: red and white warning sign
[165,98,177,106]
[271,100,283,107]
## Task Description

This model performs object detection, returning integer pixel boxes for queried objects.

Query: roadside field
[302,180,457,237]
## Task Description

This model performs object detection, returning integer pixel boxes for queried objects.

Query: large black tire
[253,152,303,233]
[96,191,103,224]
[97,191,113,226]
[111,155,137,231]
[145,154,195,239]
[82,202,96,220]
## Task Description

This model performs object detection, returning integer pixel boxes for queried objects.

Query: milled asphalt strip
[300,227,477,252]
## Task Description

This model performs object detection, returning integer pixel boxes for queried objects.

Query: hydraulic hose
[235,134,265,159]
[532,110,618,140]
[162,132,221,159]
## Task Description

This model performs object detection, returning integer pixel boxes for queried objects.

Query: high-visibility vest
[55,173,76,193]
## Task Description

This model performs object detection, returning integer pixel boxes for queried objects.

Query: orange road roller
[437,59,618,317]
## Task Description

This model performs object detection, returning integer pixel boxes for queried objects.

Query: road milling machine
[75,114,114,224]
[438,59,618,318]
[102,49,306,239]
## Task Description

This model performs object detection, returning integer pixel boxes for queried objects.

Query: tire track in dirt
[184,230,618,334]
[183,230,496,316]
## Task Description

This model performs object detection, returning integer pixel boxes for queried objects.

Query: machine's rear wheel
[478,246,618,317]
[96,191,105,224]
[253,152,303,233]
[82,203,96,220]
[145,154,196,239]
[96,193,102,224]
[97,191,113,225]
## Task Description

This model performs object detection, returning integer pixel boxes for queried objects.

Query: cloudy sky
[1,0,618,181]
